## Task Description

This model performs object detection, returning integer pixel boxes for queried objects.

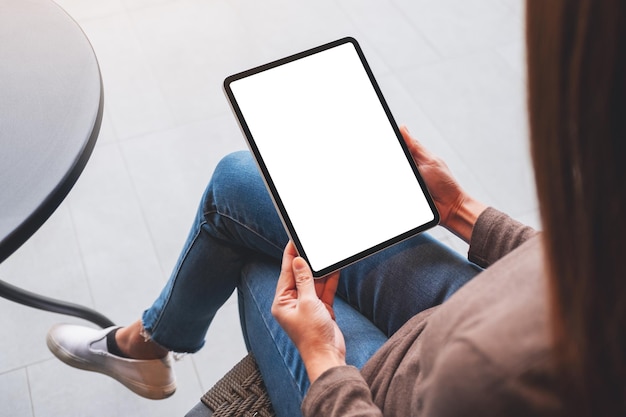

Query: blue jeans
[142,151,480,417]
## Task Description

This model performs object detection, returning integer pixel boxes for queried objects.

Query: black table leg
[0,279,115,328]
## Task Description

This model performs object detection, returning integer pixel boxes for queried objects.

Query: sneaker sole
[46,332,176,400]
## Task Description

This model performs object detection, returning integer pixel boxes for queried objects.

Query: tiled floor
[0,0,535,416]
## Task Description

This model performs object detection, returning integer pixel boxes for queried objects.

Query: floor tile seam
[493,43,527,80]
[85,8,178,140]
[122,0,185,15]
[25,365,36,417]
[389,0,522,60]
[65,192,98,311]
[0,356,53,378]
[116,141,170,285]
[101,106,123,144]
[502,0,524,16]
[67,8,129,27]
[66,138,128,312]
[333,2,444,74]
[113,113,224,144]
[386,0,445,61]
[123,4,189,131]
[405,45,523,75]
[188,356,208,394]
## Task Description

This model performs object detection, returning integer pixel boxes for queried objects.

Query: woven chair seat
[186,353,276,417]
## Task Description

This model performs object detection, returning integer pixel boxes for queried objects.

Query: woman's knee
[202,151,265,211]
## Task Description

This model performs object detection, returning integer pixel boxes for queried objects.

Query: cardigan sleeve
[302,366,383,417]
[468,207,538,268]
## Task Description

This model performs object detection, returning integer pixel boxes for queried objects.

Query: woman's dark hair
[526,0,625,415]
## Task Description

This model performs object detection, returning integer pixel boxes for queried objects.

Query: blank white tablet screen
[227,39,436,275]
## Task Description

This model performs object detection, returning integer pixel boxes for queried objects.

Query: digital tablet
[224,37,439,277]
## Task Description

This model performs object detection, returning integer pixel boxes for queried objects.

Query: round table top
[0,0,103,263]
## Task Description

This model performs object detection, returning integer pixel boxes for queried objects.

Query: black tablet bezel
[224,37,439,277]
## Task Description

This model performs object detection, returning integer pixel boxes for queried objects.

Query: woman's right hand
[271,242,346,383]
[400,125,487,242]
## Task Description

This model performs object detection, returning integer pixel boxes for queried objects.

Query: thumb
[292,257,316,298]
[400,125,431,164]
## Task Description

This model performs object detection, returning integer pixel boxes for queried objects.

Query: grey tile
[79,13,175,140]
[0,368,33,417]
[0,205,89,303]
[118,116,246,273]
[128,0,256,124]
[426,225,452,243]
[0,297,58,373]
[229,0,356,62]
[445,233,470,257]
[122,0,178,12]
[66,142,165,324]
[420,218,468,255]
[53,0,125,21]
[95,109,120,145]
[0,205,93,372]
[503,0,525,15]
[392,0,521,59]
[337,0,440,71]
[496,40,526,77]
[515,208,542,231]
[29,357,202,417]
[191,295,248,391]
[129,0,359,125]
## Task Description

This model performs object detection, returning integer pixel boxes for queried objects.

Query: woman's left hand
[272,241,346,383]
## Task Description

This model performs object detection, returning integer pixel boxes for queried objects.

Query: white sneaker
[46,323,176,400]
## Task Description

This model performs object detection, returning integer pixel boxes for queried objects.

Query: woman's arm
[272,242,383,416]
[402,126,537,265]
[400,126,487,243]
[271,241,346,383]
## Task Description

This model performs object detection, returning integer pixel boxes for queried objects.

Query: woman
[47,0,625,416]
